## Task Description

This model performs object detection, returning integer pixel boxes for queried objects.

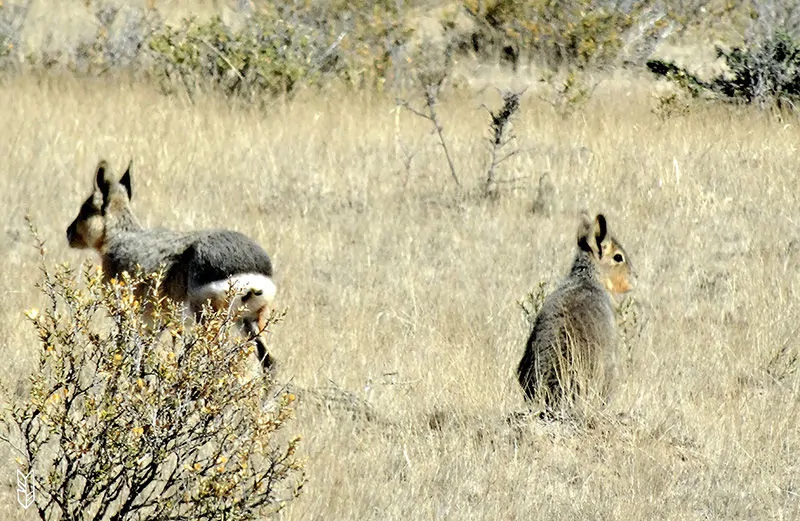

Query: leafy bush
[651,91,692,121]
[455,0,677,70]
[647,2,800,110]
[1,0,412,96]
[273,0,413,89]
[148,13,320,99]
[147,1,412,99]
[0,247,303,521]
[484,89,522,197]
[647,29,800,110]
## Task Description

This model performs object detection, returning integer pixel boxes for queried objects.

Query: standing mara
[66,159,277,370]
[517,212,634,411]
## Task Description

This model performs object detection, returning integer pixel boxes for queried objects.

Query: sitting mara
[517,212,634,412]
[66,159,277,370]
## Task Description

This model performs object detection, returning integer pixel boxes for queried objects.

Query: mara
[67,159,277,370]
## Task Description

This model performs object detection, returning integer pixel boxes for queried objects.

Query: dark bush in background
[648,3,800,110]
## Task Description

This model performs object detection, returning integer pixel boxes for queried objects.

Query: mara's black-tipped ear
[120,160,133,200]
[95,160,112,197]
[578,235,592,253]
[577,210,594,253]
[594,214,608,257]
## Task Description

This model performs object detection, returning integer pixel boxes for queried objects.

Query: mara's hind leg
[189,275,276,372]
[242,310,274,371]
[238,284,276,372]
[192,296,275,372]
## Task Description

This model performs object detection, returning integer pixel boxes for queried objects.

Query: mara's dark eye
[613,253,624,263]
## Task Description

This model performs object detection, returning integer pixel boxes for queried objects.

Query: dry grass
[0,68,799,520]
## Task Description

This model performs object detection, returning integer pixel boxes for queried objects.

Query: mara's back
[517,213,634,410]
[518,268,616,404]
[182,230,273,286]
[102,228,203,279]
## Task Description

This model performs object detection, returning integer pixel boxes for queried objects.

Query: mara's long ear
[120,160,133,200]
[95,160,113,198]
[593,214,608,257]
[577,210,594,253]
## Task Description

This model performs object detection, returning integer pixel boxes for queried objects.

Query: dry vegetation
[0,5,799,518]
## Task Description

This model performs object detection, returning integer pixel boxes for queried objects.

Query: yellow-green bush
[148,13,318,98]
[457,0,674,70]
[147,2,412,99]
[0,1,412,95]
[1,250,303,521]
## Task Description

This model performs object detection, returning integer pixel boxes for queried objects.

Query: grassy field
[0,61,799,519]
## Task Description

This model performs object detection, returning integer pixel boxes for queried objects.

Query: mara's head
[66,160,133,250]
[576,212,634,296]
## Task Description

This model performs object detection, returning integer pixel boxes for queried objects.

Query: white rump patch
[188,273,276,316]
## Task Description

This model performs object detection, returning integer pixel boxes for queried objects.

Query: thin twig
[396,90,461,187]
[395,46,460,188]
[495,149,521,164]
[396,100,430,120]
[309,31,348,74]
[424,85,461,187]
[200,39,244,82]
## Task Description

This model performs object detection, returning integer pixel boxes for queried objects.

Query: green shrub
[147,2,412,99]
[275,0,413,89]
[647,29,800,110]
[1,0,413,95]
[148,13,319,98]
[713,30,800,107]
[456,0,675,70]
[1,250,303,521]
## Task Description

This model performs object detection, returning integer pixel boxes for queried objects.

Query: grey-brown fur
[103,229,273,303]
[517,213,634,410]
[67,160,276,370]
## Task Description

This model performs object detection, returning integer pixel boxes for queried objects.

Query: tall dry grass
[0,70,798,520]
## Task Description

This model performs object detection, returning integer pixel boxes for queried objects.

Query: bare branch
[484,89,524,197]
